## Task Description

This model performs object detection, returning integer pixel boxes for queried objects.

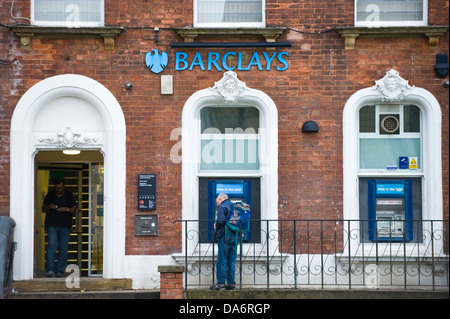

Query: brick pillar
[158,265,185,299]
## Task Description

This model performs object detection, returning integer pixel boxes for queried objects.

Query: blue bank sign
[145,50,289,74]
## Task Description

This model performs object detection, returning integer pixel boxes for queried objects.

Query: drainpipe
[0,216,16,299]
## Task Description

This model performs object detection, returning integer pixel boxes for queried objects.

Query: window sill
[174,27,286,43]
[335,26,449,50]
[11,25,124,50]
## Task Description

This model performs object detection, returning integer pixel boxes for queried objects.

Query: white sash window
[195,0,265,28]
[200,106,260,172]
[32,0,104,27]
[355,0,427,27]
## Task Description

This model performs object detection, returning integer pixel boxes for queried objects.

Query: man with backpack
[211,193,237,290]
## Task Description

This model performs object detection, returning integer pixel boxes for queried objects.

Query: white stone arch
[343,69,443,253]
[180,71,278,255]
[10,74,126,280]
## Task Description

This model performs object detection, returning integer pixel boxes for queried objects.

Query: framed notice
[138,174,156,210]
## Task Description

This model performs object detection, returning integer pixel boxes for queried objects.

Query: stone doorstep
[7,289,160,299]
[11,278,132,292]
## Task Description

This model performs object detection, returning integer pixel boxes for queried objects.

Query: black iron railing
[173,219,449,291]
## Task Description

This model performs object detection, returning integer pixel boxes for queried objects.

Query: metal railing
[174,219,449,291]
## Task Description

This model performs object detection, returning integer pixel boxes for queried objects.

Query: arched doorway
[10,74,126,280]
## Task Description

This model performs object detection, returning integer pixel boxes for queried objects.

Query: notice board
[138,174,156,210]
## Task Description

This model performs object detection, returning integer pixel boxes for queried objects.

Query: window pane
[356,0,424,23]
[200,138,259,170]
[359,105,375,133]
[197,0,263,24]
[34,0,102,23]
[359,138,420,169]
[201,106,259,133]
[200,106,260,171]
[403,105,421,132]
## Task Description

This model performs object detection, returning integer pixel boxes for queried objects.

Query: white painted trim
[181,71,278,254]
[343,70,442,254]
[10,74,126,280]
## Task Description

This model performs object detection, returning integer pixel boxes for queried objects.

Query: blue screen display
[216,183,243,195]
[376,184,404,195]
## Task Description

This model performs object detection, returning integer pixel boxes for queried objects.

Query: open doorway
[35,150,104,278]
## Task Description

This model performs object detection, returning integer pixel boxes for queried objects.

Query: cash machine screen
[216,183,244,203]
[216,183,243,195]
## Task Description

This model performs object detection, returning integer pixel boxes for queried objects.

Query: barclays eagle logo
[145,49,168,74]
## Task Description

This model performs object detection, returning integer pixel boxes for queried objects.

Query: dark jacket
[215,199,234,239]
[43,190,76,229]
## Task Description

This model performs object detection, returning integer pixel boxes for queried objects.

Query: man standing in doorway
[211,193,237,290]
[42,178,77,278]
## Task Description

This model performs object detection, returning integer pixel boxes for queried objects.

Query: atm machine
[198,177,260,243]
[368,180,413,241]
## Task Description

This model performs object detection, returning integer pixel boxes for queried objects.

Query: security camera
[125,82,133,90]
[444,80,449,88]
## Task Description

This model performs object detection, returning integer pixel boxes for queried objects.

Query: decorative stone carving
[210,71,249,103]
[373,69,414,102]
[36,127,101,148]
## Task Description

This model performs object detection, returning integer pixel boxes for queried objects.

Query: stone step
[7,289,159,299]
[6,278,161,299]
[11,278,132,292]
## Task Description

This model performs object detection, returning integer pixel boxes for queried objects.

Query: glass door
[35,151,104,277]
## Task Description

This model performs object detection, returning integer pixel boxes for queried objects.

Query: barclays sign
[145,49,169,74]
[145,50,289,74]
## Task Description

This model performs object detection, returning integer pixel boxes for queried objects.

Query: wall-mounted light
[154,27,159,43]
[302,121,319,133]
[63,149,81,155]
[435,53,449,78]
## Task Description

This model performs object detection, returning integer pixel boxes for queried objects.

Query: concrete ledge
[11,25,124,49]
[335,25,449,49]
[158,265,185,273]
[187,288,449,299]
[7,289,159,299]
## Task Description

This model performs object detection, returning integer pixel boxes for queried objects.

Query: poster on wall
[138,174,156,210]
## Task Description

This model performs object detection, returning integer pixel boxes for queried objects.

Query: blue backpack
[225,202,250,245]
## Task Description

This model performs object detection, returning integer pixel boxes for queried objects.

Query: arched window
[343,69,443,252]
[180,71,278,253]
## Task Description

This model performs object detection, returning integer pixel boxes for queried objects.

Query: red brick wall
[158,266,184,299]
[0,1,448,255]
